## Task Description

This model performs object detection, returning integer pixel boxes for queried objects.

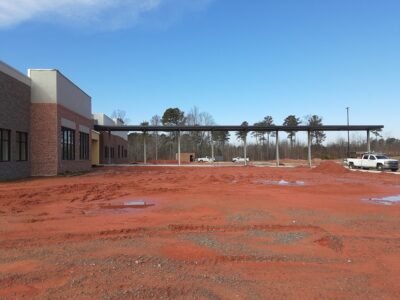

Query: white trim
[0,61,31,86]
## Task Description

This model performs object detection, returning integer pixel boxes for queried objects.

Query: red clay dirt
[0,163,399,299]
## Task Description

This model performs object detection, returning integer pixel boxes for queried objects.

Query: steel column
[108,131,111,164]
[143,133,147,164]
[244,135,247,166]
[367,130,371,153]
[178,131,181,166]
[276,131,280,167]
[210,132,215,164]
[307,130,312,168]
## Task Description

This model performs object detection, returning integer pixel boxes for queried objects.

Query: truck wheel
[391,169,398,172]
[348,162,354,169]
[377,164,384,171]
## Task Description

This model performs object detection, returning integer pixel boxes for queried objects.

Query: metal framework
[95,124,384,168]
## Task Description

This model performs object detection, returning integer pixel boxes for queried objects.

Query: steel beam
[95,124,384,133]
[367,130,371,153]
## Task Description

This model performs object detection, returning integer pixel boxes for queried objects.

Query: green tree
[161,108,185,125]
[283,115,301,147]
[307,115,326,146]
[236,121,249,142]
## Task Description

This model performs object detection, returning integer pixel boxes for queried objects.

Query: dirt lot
[1,162,400,299]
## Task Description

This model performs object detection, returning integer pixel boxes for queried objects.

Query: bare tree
[111,109,130,124]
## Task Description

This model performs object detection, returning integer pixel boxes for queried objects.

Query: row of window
[0,129,28,162]
[61,127,90,161]
[104,145,128,159]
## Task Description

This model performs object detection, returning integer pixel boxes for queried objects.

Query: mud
[0,164,400,299]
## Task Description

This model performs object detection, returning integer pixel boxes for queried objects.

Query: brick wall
[30,103,58,176]
[0,71,31,180]
[57,105,92,173]
[99,132,129,164]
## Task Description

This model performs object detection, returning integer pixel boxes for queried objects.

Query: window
[110,147,115,158]
[61,127,75,160]
[369,156,376,160]
[363,155,369,160]
[0,129,10,162]
[16,132,28,161]
[79,132,89,160]
[104,146,109,159]
[118,145,121,158]
[124,149,127,158]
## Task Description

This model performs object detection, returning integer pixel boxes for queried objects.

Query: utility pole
[346,107,350,157]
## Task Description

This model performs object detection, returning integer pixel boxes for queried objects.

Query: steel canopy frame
[94,125,383,132]
[94,124,383,168]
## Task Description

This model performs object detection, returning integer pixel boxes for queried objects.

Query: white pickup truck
[345,153,398,172]
[196,156,215,163]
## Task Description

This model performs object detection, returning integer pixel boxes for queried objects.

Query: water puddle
[366,195,400,206]
[256,180,306,186]
[100,200,155,210]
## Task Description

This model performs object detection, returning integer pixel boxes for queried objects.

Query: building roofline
[0,60,31,86]
[28,68,91,99]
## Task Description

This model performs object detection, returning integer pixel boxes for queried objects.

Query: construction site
[1,1,400,298]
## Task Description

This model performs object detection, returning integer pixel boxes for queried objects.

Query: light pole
[346,107,350,157]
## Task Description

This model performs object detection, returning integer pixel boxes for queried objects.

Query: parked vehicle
[196,156,215,163]
[345,153,398,172]
[232,157,250,163]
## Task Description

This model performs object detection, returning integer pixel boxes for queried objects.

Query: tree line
[126,107,398,162]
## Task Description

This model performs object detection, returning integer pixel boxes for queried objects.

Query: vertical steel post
[178,131,181,166]
[244,134,247,166]
[308,130,312,168]
[367,130,371,153]
[143,132,147,164]
[108,130,111,165]
[276,131,280,167]
[346,107,350,157]
[210,131,215,164]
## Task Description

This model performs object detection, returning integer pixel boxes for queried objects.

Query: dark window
[121,146,124,158]
[118,145,121,158]
[124,149,127,158]
[363,155,369,160]
[16,132,28,161]
[79,132,89,160]
[369,156,376,160]
[111,147,115,158]
[105,146,109,159]
[61,127,75,160]
[0,129,11,162]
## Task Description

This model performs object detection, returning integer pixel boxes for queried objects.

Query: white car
[345,153,398,172]
[232,157,250,163]
[196,156,215,163]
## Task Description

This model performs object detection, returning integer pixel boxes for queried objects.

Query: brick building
[0,61,130,180]
[29,69,93,176]
[93,113,128,164]
[0,61,31,180]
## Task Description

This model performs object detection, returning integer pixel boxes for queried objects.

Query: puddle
[100,200,155,210]
[366,195,400,206]
[256,180,305,186]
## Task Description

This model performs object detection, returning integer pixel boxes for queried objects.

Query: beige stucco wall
[93,113,128,141]
[91,131,100,165]
[29,69,91,119]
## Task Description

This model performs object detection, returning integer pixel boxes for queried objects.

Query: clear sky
[1,0,399,140]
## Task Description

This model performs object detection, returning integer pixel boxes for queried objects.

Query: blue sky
[1,0,399,140]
